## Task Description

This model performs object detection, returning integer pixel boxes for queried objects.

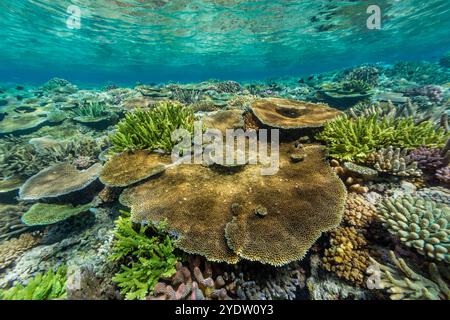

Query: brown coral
[120,144,346,266]
[19,162,102,201]
[322,227,371,286]
[343,193,378,228]
[203,110,245,136]
[0,233,41,271]
[99,151,168,188]
[250,98,342,130]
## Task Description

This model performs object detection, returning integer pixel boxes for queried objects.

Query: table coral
[343,193,378,228]
[378,195,449,263]
[21,203,93,227]
[120,144,346,266]
[250,98,342,130]
[19,162,102,201]
[368,251,450,300]
[322,227,371,286]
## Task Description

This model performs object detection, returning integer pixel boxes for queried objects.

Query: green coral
[379,195,449,264]
[110,101,195,153]
[21,202,93,226]
[0,266,67,300]
[73,101,108,118]
[369,251,450,300]
[317,115,449,162]
[109,211,180,300]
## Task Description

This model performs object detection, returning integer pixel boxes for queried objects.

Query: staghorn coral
[100,151,168,188]
[19,163,102,201]
[322,227,371,286]
[343,193,378,229]
[408,147,446,171]
[0,266,67,300]
[110,101,195,153]
[120,144,346,266]
[367,146,422,177]
[379,195,449,263]
[317,115,449,162]
[250,98,342,130]
[109,211,180,300]
[0,233,41,271]
[368,251,450,300]
[21,202,93,227]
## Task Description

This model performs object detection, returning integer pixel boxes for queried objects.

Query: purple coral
[408,147,445,171]
[436,166,450,184]
[405,85,443,103]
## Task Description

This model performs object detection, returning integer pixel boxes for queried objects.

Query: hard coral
[436,166,450,184]
[367,146,422,177]
[343,193,378,228]
[120,144,346,266]
[0,233,41,271]
[250,98,342,130]
[322,227,371,286]
[408,147,446,171]
[19,163,102,201]
[21,202,93,227]
[100,151,167,188]
[379,195,449,263]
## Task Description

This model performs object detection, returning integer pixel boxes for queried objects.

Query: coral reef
[368,251,449,300]
[330,160,370,194]
[322,227,371,286]
[42,78,78,94]
[203,110,245,135]
[367,146,422,177]
[378,195,449,263]
[19,163,102,201]
[100,151,167,187]
[0,266,67,300]
[249,98,342,129]
[0,233,41,271]
[436,166,450,184]
[110,101,195,153]
[21,203,93,227]
[345,66,380,86]
[343,193,378,228]
[109,212,180,300]
[0,204,30,240]
[408,147,446,171]
[120,144,346,266]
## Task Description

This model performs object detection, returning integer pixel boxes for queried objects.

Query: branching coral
[367,146,422,177]
[343,193,378,228]
[408,147,446,171]
[317,115,449,162]
[0,204,30,240]
[0,233,41,271]
[110,101,195,153]
[368,251,450,300]
[109,211,180,300]
[378,195,449,263]
[322,227,371,286]
[436,166,450,184]
[0,266,67,300]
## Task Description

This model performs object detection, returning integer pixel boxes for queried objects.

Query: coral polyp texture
[378,195,450,264]
[367,146,422,177]
[249,98,342,130]
[369,251,450,300]
[99,150,168,188]
[343,193,378,228]
[110,101,195,153]
[120,144,347,266]
[0,233,41,271]
[408,147,446,171]
[21,202,93,226]
[19,162,102,201]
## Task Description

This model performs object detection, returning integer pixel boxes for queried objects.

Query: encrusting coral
[99,151,168,188]
[249,98,342,130]
[378,195,449,264]
[120,144,347,266]
[109,211,180,300]
[21,202,93,227]
[367,146,422,177]
[0,266,67,300]
[19,162,102,201]
[322,227,371,286]
[317,115,449,162]
[0,233,41,271]
[368,251,450,300]
[343,193,378,228]
[110,101,195,153]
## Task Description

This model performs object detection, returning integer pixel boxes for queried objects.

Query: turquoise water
[1,0,450,84]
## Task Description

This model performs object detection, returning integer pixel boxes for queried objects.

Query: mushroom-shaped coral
[322,227,371,286]
[343,193,378,228]
[120,144,346,266]
[367,146,422,177]
[99,151,167,188]
[249,98,342,130]
[19,163,102,201]
[378,195,449,263]
[21,202,93,226]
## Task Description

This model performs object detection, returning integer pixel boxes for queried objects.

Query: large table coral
[120,144,346,266]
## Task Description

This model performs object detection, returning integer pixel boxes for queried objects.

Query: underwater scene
[0,0,450,303]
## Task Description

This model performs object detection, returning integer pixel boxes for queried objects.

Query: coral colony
[0,0,450,303]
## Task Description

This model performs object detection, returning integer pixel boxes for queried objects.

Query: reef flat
[0,59,449,300]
